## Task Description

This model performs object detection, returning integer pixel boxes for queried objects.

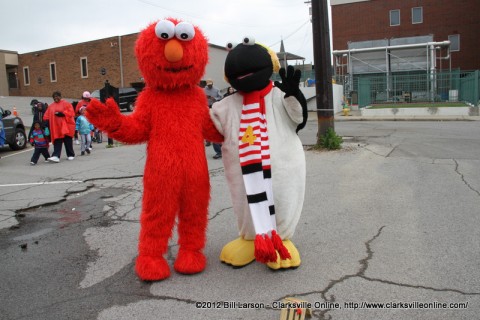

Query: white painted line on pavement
[0,180,83,188]
[0,148,32,158]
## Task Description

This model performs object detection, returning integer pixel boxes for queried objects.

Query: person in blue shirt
[75,107,94,155]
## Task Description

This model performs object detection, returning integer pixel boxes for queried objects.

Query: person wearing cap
[76,91,92,114]
[74,91,92,144]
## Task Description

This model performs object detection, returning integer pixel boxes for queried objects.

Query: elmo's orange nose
[164,39,183,62]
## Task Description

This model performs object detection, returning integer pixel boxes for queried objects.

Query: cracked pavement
[1,120,479,319]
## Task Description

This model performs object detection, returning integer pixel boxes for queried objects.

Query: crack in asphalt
[270,226,385,319]
[84,174,144,182]
[14,183,96,216]
[209,167,225,177]
[362,144,392,158]
[453,159,480,196]
[385,144,399,157]
[360,276,480,296]
[11,166,221,223]
[275,226,479,320]
[209,206,233,221]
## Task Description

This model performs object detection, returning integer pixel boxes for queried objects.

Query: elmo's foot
[135,255,170,281]
[267,240,301,270]
[174,249,206,274]
[220,237,255,267]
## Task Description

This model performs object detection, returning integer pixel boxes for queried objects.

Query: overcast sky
[1,0,324,64]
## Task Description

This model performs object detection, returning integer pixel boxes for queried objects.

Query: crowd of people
[27,83,234,165]
[28,91,97,165]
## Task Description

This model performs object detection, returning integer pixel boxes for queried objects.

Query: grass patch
[315,128,343,150]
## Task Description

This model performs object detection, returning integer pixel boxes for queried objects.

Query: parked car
[0,106,27,150]
[91,87,138,112]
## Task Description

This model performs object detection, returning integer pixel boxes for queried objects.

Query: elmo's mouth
[163,65,193,73]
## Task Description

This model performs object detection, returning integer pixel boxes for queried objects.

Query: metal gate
[358,77,371,107]
[353,70,479,107]
[460,70,480,105]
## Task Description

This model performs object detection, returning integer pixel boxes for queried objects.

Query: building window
[448,34,460,52]
[23,67,30,86]
[412,7,423,24]
[80,57,88,78]
[50,62,57,82]
[390,9,400,26]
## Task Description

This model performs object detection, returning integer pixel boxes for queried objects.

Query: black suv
[0,106,27,150]
[91,87,138,112]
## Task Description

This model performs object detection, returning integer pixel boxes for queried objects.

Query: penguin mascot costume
[210,37,308,269]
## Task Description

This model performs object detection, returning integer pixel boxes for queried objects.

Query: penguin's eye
[155,20,175,40]
[226,41,238,51]
[175,22,195,41]
[242,36,255,46]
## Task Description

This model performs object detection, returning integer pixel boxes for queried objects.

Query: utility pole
[310,0,334,141]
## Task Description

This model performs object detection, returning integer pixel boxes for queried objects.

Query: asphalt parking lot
[1,95,480,319]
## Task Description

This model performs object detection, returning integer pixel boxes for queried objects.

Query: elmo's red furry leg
[135,179,179,281]
[174,168,210,274]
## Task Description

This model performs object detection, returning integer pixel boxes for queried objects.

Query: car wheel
[9,128,27,150]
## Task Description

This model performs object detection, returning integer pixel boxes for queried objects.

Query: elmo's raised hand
[86,98,122,133]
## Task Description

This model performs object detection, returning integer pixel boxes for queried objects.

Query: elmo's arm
[86,98,150,144]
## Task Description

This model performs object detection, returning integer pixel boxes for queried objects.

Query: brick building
[329,0,479,106]
[1,33,229,98]
[331,0,480,71]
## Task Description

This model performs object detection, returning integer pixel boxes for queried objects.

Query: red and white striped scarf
[238,81,290,263]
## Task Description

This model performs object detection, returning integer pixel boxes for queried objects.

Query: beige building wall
[203,44,230,92]
[0,54,7,96]
[0,50,19,96]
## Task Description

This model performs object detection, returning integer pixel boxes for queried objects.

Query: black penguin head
[224,37,279,93]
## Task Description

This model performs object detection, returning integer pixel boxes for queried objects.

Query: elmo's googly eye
[155,20,175,40]
[226,41,238,51]
[242,36,255,46]
[175,22,195,41]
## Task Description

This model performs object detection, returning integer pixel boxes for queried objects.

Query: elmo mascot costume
[87,18,222,281]
[210,37,308,269]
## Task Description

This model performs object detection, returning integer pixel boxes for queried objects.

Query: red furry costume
[86,18,222,281]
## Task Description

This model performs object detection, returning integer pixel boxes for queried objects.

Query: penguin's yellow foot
[220,237,255,268]
[267,240,301,270]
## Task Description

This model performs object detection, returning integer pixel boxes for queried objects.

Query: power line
[268,19,311,47]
